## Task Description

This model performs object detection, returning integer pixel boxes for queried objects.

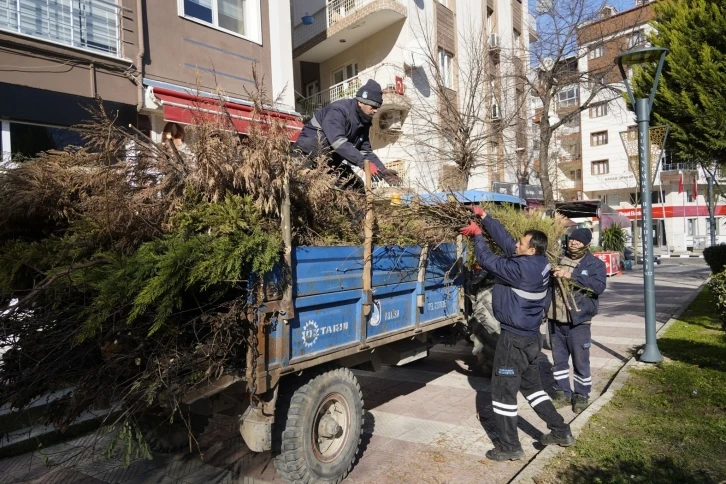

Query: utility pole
[617,47,668,364]
[707,176,716,247]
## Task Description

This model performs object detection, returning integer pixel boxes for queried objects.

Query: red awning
[151,86,303,142]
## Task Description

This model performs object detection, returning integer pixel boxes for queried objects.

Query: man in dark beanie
[293,79,401,190]
[548,227,606,414]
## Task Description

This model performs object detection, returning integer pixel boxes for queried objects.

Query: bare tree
[401,6,527,192]
[525,0,652,208]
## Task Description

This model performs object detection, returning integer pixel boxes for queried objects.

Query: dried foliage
[0,83,363,447]
[0,78,566,458]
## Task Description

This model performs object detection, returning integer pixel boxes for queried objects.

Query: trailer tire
[274,367,363,484]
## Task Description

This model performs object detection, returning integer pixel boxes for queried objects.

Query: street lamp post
[616,47,668,363]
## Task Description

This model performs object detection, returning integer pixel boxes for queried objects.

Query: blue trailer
[182,188,526,484]
[238,241,466,483]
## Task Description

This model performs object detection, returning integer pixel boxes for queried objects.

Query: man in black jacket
[548,228,607,414]
[293,79,401,191]
[460,208,574,462]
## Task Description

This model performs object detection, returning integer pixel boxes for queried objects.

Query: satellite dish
[542,57,554,71]
[403,42,427,69]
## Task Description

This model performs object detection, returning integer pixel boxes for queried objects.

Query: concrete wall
[318,21,405,91]
[143,0,272,103]
[0,0,138,109]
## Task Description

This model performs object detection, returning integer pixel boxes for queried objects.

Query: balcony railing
[293,0,406,49]
[296,63,405,117]
[661,162,699,172]
[0,0,122,57]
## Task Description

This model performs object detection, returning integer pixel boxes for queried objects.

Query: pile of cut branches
[0,79,566,458]
[0,83,363,453]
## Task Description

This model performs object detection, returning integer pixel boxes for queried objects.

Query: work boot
[551,390,571,409]
[572,394,589,414]
[540,430,575,447]
[485,443,525,461]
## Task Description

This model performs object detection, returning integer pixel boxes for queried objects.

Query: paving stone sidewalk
[1,261,710,484]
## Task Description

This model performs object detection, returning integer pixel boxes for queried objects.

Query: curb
[509,281,708,484]
[659,254,704,259]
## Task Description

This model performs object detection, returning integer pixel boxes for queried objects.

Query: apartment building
[577,1,725,251]
[529,55,583,203]
[289,0,535,193]
[0,0,299,163]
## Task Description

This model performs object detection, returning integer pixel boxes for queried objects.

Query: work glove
[459,221,482,237]
[381,169,402,186]
[470,206,485,218]
[368,162,380,178]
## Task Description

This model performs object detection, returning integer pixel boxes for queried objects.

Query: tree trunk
[538,129,556,209]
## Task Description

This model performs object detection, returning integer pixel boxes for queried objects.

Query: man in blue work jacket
[548,228,606,414]
[460,208,574,461]
[293,79,401,191]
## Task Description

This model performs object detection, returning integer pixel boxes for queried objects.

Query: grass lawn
[536,287,726,484]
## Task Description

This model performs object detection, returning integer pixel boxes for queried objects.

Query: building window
[438,49,454,89]
[629,30,645,48]
[629,191,663,204]
[588,44,604,59]
[708,218,722,235]
[179,0,261,43]
[557,86,578,109]
[592,159,609,175]
[6,122,87,162]
[0,0,122,56]
[305,81,319,98]
[591,131,608,146]
[570,169,582,181]
[590,74,606,89]
[687,218,696,236]
[590,102,608,118]
[332,62,358,85]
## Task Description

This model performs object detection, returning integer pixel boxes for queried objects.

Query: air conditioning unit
[491,104,502,120]
[488,34,501,49]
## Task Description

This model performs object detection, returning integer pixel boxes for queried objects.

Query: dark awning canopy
[555,200,632,229]
[555,200,600,219]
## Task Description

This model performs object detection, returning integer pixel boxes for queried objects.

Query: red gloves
[470,206,485,218]
[459,221,482,237]
[369,163,380,177]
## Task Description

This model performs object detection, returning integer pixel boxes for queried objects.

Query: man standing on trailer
[460,208,574,461]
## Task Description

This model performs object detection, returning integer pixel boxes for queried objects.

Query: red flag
[678,172,684,194]
[692,177,698,199]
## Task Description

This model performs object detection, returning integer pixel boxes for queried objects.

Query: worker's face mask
[356,103,373,125]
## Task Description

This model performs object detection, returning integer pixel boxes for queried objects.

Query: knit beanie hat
[569,228,593,245]
[355,79,383,108]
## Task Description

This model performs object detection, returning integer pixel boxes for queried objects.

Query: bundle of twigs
[0,77,368,457]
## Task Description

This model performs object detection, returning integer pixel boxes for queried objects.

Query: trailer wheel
[274,367,363,484]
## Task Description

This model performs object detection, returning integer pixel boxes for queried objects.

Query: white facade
[578,18,725,251]
[290,0,529,193]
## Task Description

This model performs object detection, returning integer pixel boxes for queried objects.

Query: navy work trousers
[491,330,570,452]
[551,322,592,398]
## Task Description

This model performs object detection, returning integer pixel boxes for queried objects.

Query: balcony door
[332,62,359,85]
[330,62,359,103]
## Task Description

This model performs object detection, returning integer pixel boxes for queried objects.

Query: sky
[529,0,642,17]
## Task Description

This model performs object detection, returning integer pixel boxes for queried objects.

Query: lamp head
[616,47,668,67]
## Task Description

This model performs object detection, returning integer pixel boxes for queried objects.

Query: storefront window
[9,123,87,160]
